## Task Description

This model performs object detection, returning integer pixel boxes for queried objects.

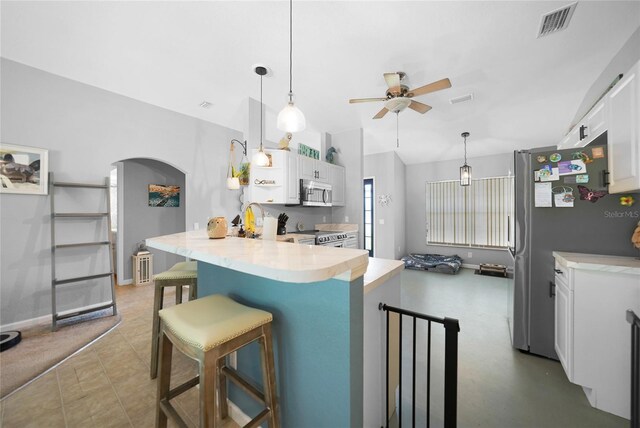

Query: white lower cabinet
[553,275,572,380]
[553,254,640,420]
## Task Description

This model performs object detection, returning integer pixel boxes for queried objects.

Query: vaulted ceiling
[2,1,639,164]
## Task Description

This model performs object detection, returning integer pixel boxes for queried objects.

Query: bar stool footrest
[222,366,266,404]
[245,408,271,428]
[168,375,200,400]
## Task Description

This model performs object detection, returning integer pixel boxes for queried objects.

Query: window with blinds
[426,176,514,248]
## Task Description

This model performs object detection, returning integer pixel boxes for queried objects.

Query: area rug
[0,308,121,398]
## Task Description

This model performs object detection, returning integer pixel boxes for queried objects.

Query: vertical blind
[426,176,514,248]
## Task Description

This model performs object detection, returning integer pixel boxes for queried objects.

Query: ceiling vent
[537,2,577,38]
[450,93,474,105]
[199,101,213,109]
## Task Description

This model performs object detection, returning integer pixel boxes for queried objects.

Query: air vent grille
[199,101,213,109]
[537,2,577,38]
[450,93,474,105]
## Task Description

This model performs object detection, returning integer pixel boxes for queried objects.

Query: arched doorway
[111,158,186,284]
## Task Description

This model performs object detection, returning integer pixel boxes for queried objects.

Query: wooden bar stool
[156,294,279,428]
[150,261,198,379]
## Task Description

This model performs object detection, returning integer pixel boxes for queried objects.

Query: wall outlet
[467,252,473,258]
[345,216,349,222]
[194,222,199,230]
[379,219,385,225]
[322,216,326,223]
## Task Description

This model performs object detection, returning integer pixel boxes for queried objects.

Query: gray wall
[0,58,245,326]
[121,158,185,280]
[571,27,640,127]
[329,128,364,248]
[364,151,406,260]
[393,153,406,259]
[405,152,514,267]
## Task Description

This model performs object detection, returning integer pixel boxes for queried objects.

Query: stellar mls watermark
[604,210,639,218]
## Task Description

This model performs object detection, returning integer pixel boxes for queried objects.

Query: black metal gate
[379,303,460,428]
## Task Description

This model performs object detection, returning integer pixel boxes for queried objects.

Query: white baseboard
[0,300,113,331]
[227,399,253,426]
[118,278,133,285]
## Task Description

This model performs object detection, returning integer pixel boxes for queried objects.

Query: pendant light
[252,66,270,167]
[460,132,472,186]
[277,0,306,132]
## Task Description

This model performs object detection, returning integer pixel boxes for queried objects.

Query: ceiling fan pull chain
[396,112,400,148]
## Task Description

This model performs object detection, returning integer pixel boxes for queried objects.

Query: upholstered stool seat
[150,261,198,379]
[156,294,279,428]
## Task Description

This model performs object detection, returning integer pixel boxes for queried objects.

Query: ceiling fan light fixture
[385,97,412,113]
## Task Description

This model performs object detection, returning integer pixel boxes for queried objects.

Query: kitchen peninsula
[146,230,400,427]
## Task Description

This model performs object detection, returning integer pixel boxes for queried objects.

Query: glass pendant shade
[460,164,472,186]
[252,149,270,167]
[277,101,306,132]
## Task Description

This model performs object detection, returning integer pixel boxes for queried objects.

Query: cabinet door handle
[603,170,610,187]
[579,125,588,140]
[549,281,556,298]
[554,268,563,275]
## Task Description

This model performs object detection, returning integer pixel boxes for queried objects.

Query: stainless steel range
[293,230,358,248]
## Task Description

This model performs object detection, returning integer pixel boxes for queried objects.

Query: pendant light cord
[396,112,399,148]
[288,0,293,102]
[463,134,467,165]
[260,74,264,150]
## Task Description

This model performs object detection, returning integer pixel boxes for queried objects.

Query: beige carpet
[0,307,121,398]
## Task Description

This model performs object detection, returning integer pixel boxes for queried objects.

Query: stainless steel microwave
[300,179,332,207]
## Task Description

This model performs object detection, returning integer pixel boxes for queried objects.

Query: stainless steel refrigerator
[508,132,640,359]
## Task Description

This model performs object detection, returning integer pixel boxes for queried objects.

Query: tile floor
[0,283,239,428]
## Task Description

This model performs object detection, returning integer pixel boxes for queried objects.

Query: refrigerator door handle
[549,281,556,298]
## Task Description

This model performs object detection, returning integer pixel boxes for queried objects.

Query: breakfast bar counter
[146,230,375,427]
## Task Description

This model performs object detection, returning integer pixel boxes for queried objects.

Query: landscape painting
[0,143,49,195]
[148,184,180,207]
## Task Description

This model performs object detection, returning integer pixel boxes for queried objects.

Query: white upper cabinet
[251,150,345,206]
[328,164,346,207]
[299,156,329,183]
[607,60,640,193]
[285,151,299,205]
[557,99,607,150]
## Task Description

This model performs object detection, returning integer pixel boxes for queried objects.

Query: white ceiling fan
[349,71,452,119]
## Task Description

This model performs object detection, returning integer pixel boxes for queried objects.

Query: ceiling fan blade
[384,72,401,95]
[349,97,388,104]
[373,107,389,119]
[408,78,452,97]
[408,100,432,114]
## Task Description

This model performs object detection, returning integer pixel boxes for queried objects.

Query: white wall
[405,152,514,267]
[0,58,247,325]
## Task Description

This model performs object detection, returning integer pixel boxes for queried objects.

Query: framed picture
[148,184,180,207]
[0,143,49,195]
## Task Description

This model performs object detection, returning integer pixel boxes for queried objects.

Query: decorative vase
[207,217,227,239]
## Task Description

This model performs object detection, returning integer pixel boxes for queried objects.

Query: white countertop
[363,258,404,294]
[553,251,640,276]
[146,230,370,283]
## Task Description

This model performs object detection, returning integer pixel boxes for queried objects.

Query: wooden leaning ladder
[49,172,118,331]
